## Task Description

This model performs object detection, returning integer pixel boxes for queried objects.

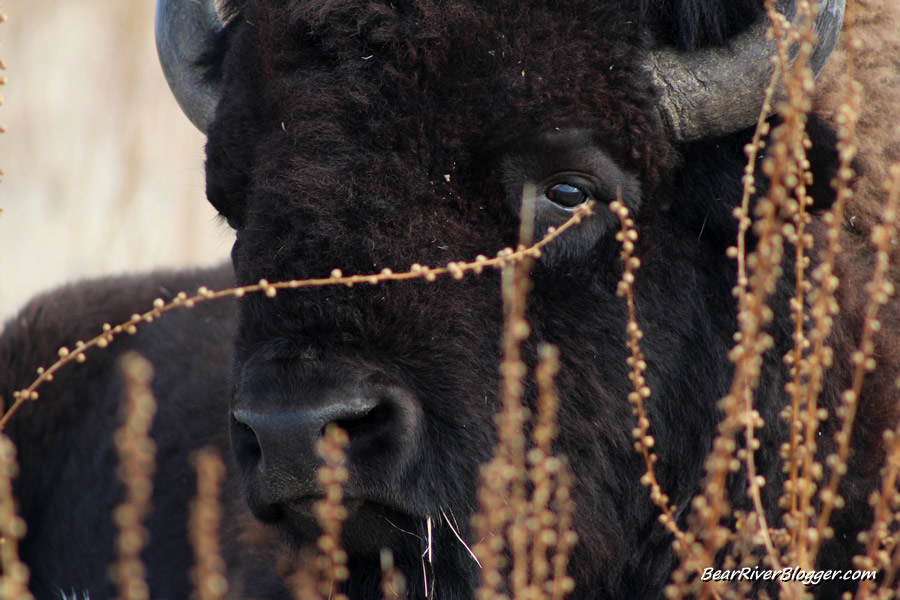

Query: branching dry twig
[0,204,593,431]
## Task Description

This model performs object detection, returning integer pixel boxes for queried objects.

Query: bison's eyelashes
[545,182,592,209]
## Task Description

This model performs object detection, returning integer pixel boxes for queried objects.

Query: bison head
[157,0,846,597]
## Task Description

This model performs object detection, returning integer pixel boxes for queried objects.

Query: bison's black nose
[229,364,421,513]
[231,397,389,471]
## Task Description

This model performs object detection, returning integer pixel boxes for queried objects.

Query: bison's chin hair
[340,526,481,600]
[265,497,428,557]
[266,503,481,600]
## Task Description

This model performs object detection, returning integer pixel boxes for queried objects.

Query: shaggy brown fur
[812,0,900,478]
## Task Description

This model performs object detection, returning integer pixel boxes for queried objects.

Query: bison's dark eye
[545,182,591,208]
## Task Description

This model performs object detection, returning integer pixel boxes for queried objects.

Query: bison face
[157,0,845,596]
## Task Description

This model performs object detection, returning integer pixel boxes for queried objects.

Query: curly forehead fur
[208,0,762,196]
[205,0,761,281]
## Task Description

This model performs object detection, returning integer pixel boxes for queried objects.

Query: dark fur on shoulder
[0,266,236,599]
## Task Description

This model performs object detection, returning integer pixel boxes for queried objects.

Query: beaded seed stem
[0,204,593,431]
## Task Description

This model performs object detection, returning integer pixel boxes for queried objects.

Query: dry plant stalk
[612,197,679,536]
[189,448,228,600]
[751,3,820,580]
[112,353,157,600]
[471,219,537,600]
[662,1,840,597]
[680,1,820,595]
[798,3,867,576]
[547,460,577,600]
[668,2,898,597]
[858,418,900,598]
[528,347,561,592]
[283,426,352,600]
[528,345,578,600]
[312,423,351,600]
[607,197,721,600]
[0,433,32,600]
[527,346,564,599]
[471,196,584,600]
[780,12,858,580]
[0,205,592,432]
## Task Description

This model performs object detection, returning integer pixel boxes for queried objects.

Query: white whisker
[440,507,481,568]
[419,516,437,598]
[427,515,434,565]
[382,516,423,540]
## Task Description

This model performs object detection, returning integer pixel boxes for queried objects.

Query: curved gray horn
[645,0,845,142]
[156,0,224,134]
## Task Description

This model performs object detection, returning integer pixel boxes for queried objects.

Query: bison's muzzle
[230,361,424,541]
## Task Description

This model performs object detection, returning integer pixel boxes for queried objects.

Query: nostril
[231,411,262,463]
[331,402,391,440]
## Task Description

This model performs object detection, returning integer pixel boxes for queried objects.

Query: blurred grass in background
[0,1,233,321]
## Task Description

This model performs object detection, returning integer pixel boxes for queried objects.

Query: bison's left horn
[646,0,845,142]
[155,0,223,134]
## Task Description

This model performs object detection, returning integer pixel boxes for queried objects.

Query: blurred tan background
[0,1,233,322]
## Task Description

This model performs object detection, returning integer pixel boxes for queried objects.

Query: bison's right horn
[155,0,223,134]
[646,0,845,143]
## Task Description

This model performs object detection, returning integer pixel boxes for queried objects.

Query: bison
[2,0,899,598]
